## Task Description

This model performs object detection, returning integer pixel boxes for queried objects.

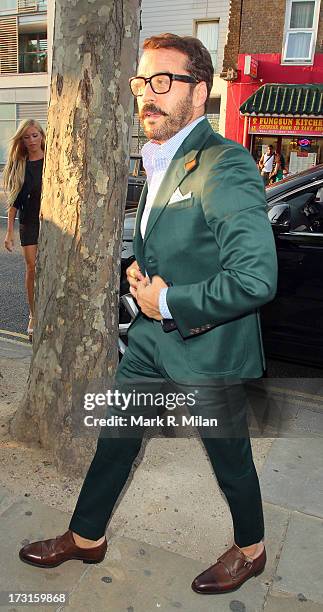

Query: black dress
[13,158,44,247]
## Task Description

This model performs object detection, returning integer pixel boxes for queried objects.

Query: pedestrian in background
[258,144,275,186]
[3,119,45,341]
[269,152,284,183]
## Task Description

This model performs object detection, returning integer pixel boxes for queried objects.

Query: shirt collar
[142,115,205,181]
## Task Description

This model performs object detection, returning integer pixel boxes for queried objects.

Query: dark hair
[143,33,214,107]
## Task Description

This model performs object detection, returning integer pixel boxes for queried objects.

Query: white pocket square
[168,188,192,204]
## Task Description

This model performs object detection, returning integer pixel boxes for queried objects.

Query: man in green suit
[20,33,277,595]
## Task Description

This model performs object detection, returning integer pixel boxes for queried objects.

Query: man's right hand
[4,232,14,252]
[126,260,147,298]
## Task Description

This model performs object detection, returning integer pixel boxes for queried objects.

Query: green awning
[240,84,323,117]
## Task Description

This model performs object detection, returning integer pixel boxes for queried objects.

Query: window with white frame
[196,20,219,71]
[283,0,321,63]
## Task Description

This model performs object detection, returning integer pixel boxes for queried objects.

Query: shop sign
[248,116,323,136]
[244,56,258,79]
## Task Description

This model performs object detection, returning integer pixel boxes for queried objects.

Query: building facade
[221,0,323,171]
[0,0,54,165]
[0,0,231,162]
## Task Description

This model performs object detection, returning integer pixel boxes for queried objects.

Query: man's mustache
[139,104,168,119]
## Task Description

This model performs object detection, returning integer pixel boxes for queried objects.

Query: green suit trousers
[69,317,264,548]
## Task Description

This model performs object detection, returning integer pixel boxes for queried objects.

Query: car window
[284,183,323,233]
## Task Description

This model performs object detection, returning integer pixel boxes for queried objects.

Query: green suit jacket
[131,118,278,381]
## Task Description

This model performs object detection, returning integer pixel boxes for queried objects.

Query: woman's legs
[21,244,37,319]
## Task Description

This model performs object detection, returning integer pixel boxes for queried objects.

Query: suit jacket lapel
[143,157,186,245]
[143,118,214,245]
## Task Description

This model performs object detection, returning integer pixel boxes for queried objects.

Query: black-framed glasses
[129,72,199,97]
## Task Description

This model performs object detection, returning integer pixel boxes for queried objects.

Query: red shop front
[239,84,323,173]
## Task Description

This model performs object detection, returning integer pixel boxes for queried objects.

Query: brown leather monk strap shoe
[19,530,107,568]
[191,544,266,594]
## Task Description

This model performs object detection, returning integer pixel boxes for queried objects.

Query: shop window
[282,0,320,63]
[252,136,278,165]
[281,136,321,173]
[195,20,219,71]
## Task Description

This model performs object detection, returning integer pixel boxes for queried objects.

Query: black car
[126,155,146,210]
[262,164,323,367]
[120,164,323,368]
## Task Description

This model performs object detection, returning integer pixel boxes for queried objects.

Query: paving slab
[0,484,19,515]
[260,438,323,518]
[287,407,323,436]
[0,492,288,612]
[108,437,232,563]
[261,502,290,582]
[108,437,273,563]
[247,383,323,437]
[0,492,87,611]
[271,511,323,605]
[67,535,268,612]
[264,593,323,612]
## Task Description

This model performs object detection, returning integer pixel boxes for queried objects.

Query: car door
[261,180,323,367]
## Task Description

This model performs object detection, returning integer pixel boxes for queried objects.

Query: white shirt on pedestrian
[263,152,274,172]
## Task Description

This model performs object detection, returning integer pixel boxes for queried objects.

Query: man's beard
[139,93,194,141]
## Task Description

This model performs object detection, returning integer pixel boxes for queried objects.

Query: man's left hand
[136,275,168,320]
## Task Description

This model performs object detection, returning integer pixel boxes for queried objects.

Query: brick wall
[221,0,242,72]
[239,0,286,54]
[222,0,323,74]
[316,3,323,53]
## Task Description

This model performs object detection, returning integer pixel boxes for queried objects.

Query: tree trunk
[10,0,141,476]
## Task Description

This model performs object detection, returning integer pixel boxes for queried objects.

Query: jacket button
[148,257,154,263]
[27,194,31,199]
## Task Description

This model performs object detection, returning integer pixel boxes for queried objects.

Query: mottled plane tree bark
[11,0,141,475]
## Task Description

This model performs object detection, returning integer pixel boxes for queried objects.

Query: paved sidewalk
[0,337,323,611]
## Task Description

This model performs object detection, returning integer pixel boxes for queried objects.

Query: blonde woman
[3,119,45,341]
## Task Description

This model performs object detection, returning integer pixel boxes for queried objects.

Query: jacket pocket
[167,197,194,211]
[185,318,248,375]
